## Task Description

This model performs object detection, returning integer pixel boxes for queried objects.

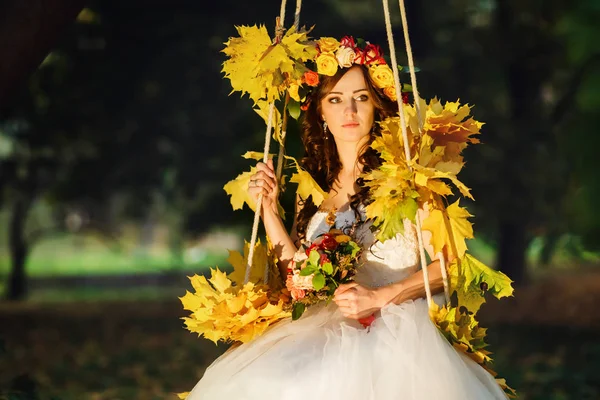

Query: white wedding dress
[187,208,508,400]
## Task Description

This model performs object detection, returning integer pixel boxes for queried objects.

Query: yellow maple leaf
[280,26,317,63]
[223,167,258,211]
[285,155,327,206]
[421,200,474,259]
[222,25,274,103]
[448,254,514,315]
[222,25,316,105]
[208,268,232,293]
[176,392,190,399]
[253,100,283,145]
[423,98,483,146]
[495,378,518,398]
[412,163,473,200]
[242,151,276,161]
[179,291,204,312]
[226,238,282,290]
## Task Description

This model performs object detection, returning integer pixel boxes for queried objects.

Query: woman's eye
[355,94,369,101]
[328,97,342,104]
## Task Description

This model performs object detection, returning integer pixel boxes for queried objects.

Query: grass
[0,231,232,278]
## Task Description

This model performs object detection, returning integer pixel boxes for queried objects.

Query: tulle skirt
[187,297,508,400]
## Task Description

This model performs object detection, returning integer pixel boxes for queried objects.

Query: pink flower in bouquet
[290,287,306,300]
[286,270,313,300]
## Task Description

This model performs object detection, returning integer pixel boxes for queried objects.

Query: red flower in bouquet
[358,313,376,328]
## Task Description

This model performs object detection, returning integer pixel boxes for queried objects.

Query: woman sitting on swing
[187,36,508,400]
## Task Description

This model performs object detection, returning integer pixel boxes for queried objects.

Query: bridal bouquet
[286,228,363,320]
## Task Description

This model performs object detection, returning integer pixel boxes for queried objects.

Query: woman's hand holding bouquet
[285,228,363,320]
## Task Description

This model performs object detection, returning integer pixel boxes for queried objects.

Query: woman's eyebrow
[327,88,369,95]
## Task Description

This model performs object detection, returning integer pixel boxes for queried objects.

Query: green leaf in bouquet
[322,261,333,275]
[292,302,306,320]
[299,264,318,276]
[312,272,325,291]
[348,242,361,258]
[308,249,320,267]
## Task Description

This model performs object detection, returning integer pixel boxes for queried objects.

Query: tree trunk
[496,222,529,285]
[7,194,34,300]
[0,0,85,112]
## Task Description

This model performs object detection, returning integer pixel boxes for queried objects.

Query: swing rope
[246,0,304,285]
[382,0,451,306]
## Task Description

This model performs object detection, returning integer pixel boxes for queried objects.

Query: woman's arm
[373,259,444,307]
[334,205,448,319]
[261,201,299,280]
[374,204,452,306]
[248,160,300,280]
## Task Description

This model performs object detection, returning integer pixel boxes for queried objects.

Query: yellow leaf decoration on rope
[253,100,283,145]
[429,303,491,364]
[181,239,291,345]
[181,272,290,345]
[448,253,514,315]
[222,25,273,103]
[242,151,276,161]
[429,253,516,397]
[222,25,316,104]
[223,167,258,211]
[421,98,483,147]
[362,117,420,241]
[421,200,474,259]
[412,163,473,200]
[285,155,327,206]
[227,238,284,291]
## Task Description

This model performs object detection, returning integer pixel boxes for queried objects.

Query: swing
[179,0,516,397]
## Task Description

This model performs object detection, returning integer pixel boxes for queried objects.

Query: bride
[186,39,508,399]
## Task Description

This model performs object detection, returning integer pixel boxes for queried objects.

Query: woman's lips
[342,122,359,128]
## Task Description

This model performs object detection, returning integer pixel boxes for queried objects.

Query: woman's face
[320,66,375,144]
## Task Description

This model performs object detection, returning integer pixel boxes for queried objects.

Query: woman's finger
[333,291,355,302]
[335,282,359,296]
[256,171,276,187]
[249,175,274,191]
[256,162,275,178]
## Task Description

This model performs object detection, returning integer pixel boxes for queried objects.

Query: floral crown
[221,26,411,117]
[290,35,405,110]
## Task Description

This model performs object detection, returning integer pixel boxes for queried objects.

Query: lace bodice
[304,207,420,288]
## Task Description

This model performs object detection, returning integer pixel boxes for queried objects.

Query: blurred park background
[1,0,599,399]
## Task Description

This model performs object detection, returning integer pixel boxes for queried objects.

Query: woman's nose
[345,100,358,116]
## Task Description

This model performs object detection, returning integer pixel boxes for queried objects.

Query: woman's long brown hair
[295,65,398,242]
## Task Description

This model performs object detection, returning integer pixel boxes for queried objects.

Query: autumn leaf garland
[180,239,291,345]
[362,97,515,397]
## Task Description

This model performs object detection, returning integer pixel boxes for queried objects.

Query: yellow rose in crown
[316,53,339,76]
[368,64,394,88]
[317,37,340,53]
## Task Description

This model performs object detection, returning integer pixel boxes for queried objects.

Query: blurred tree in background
[0,0,598,300]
